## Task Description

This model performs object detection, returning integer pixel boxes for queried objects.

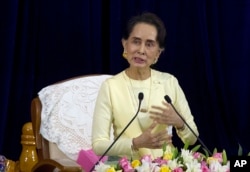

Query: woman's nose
[137,44,145,55]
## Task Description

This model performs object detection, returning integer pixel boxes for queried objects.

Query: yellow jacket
[92,69,199,159]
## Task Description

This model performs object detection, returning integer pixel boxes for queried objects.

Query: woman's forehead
[129,23,158,41]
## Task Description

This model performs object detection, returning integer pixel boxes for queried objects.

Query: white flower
[209,160,230,172]
[167,159,183,170]
[185,159,202,172]
[181,149,194,164]
[94,162,111,172]
[135,159,159,172]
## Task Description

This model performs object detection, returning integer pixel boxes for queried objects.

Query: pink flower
[140,155,152,163]
[200,161,210,172]
[173,167,184,172]
[119,157,133,171]
[193,152,202,159]
[212,153,223,163]
[153,157,167,165]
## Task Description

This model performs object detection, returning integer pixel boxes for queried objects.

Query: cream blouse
[92,69,199,159]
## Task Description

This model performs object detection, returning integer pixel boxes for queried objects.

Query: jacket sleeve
[91,80,134,157]
[170,76,199,145]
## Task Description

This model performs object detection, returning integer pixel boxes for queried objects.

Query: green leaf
[162,142,167,156]
[172,147,179,159]
[191,145,201,153]
[222,149,228,165]
[202,148,209,157]
[238,143,243,156]
[213,148,217,154]
[183,142,190,150]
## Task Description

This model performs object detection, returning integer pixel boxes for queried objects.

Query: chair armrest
[32,158,83,172]
[5,159,18,172]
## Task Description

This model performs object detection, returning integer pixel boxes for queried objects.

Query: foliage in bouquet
[94,142,231,172]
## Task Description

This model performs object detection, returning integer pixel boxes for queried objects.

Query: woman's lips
[133,57,145,64]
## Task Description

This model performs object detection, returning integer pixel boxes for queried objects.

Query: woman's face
[122,23,162,69]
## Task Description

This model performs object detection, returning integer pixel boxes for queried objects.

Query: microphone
[90,92,144,171]
[164,95,212,156]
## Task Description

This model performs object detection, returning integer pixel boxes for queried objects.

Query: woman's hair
[122,12,166,49]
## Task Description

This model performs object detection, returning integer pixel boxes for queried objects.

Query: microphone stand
[90,93,144,171]
[164,95,212,156]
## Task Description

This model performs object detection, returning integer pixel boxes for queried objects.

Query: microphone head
[164,95,172,103]
[138,92,144,100]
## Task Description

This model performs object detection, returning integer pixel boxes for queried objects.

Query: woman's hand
[149,101,184,129]
[132,121,172,149]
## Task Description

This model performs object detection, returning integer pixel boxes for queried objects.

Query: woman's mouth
[133,57,145,64]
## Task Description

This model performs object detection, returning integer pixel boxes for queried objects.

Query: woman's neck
[125,68,151,80]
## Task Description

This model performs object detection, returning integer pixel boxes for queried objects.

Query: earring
[122,51,127,58]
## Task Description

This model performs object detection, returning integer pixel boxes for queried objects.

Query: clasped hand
[133,101,184,149]
[133,121,172,149]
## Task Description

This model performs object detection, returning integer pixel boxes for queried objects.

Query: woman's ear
[121,39,127,49]
[156,49,163,58]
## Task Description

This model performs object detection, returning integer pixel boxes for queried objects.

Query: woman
[92,12,199,159]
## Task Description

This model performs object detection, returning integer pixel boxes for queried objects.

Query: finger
[150,114,169,124]
[162,101,171,107]
[151,132,172,148]
[159,130,173,140]
[149,110,161,116]
[151,136,161,147]
[156,129,167,135]
[154,138,168,148]
[151,105,165,111]
[148,121,158,130]
[149,109,165,120]
[149,113,161,121]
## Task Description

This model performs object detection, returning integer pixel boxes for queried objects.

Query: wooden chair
[30,74,112,172]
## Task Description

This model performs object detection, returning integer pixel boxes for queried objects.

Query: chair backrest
[30,74,113,162]
[31,96,49,160]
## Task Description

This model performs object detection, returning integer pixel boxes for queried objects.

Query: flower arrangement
[94,143,230,172]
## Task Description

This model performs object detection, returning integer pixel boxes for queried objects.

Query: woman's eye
[133,40,140,44]
[146,42,154,47]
